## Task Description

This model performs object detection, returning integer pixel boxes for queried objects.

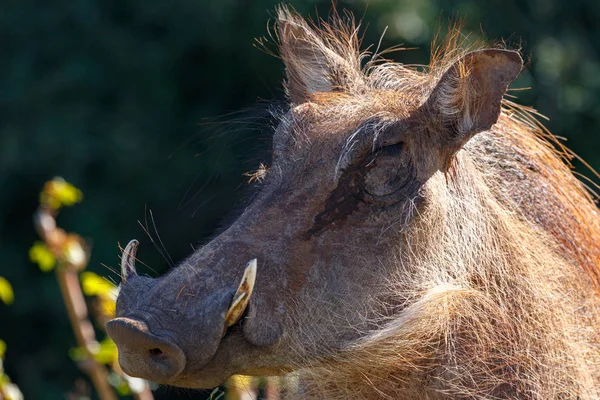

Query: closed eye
[374,142,404,157]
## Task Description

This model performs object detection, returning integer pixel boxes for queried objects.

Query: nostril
[149,347,163,357]
[107,318,186,380]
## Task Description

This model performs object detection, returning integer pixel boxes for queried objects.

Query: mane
[292,163,600,398]
[273,6,600,399]
[271,6,600,293]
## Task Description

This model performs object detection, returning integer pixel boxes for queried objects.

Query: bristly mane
[269,5,600,293]
[272,6,600,399]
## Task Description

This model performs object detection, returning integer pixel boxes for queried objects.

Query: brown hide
[108,6,600,399]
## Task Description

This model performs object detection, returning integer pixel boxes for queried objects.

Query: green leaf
[28,242,56,272]
[0,278,14,305]
[93,338,118,365]
[68,346,86,362]
[40,177,83,210]
[80,272,116,297]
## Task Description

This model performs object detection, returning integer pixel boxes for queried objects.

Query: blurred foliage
[225,376,253,400]
[29,242,58,272]
[0,0,599,399]
[0,281,23,400]
[30,178,152,398]
[69,338,118,367]
[0,279,14,306]
[80,271,118,318]
[40,178,84,210]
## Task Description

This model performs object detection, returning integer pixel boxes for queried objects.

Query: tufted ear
[277,7,363,104]
[422,49,523,167]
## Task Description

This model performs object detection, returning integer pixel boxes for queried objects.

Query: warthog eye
[374,142,404,157]
[364,140,420,206]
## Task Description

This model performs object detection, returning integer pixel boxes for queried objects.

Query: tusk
[224,259,257,328]
[121,239,139,283]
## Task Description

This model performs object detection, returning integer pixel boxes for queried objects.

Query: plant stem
[56,266,117,400]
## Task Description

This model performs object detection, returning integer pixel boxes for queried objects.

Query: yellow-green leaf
[29,242,56,272]
[69,338,117,365]
[68,346,86,362]
[81,272,115,297]
[107,373,132,396]
[225,375,254,400]
[0,278,14,305]
[114,380,131,396]
[40,178,83,210]
[94,338,118,365]
[99,295,116,318]
[0,339,6,359]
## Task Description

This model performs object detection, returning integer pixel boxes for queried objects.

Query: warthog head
[107,7,523,389]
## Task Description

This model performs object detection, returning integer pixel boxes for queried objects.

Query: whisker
[133,218,172,273]
[191,193,218,218]
[102,273,119,287]
[178,172,216,212]
[100,262,121,278]
[149,209,175,268]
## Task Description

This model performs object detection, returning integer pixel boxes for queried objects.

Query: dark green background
[1,0,598,398]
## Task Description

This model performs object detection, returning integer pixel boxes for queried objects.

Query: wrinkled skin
[111,99,421,387]
[107,8,523,389]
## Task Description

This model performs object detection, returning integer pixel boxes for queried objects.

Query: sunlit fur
[274,7,600,399]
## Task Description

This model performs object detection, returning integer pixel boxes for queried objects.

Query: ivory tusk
[224,259,257,328]
[121,239,139,283]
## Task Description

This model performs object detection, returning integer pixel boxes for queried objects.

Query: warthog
[107,6,600,399]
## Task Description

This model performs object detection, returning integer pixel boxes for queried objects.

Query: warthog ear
[422,49,523,167]
[277,7,364,104]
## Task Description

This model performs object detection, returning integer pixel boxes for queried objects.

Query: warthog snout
[106,317,186,381]
[107,240,262,386]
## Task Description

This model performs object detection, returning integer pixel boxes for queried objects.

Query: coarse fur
[275,7,600,399]
[109,5,600,399]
